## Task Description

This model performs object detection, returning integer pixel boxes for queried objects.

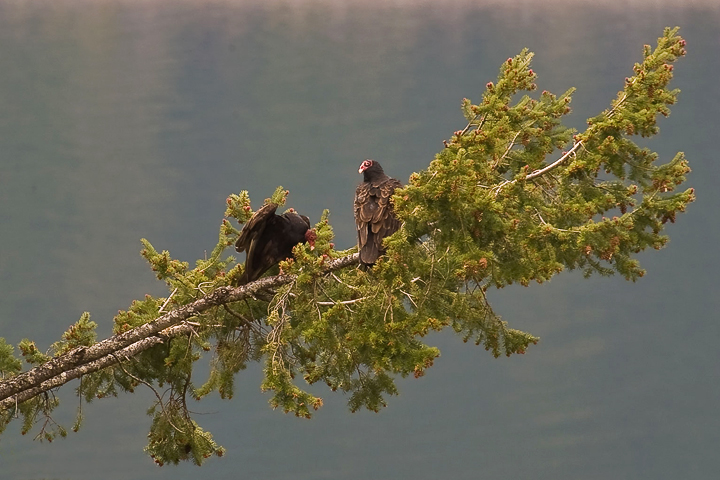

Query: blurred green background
[0,1,718,478]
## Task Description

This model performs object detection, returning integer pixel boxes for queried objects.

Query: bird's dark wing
[236,207,310,285]
[235,203,278,284]
[235,203,278,253]
[244,229,281,283]
[355,178,402,265]
[354,182,373,254]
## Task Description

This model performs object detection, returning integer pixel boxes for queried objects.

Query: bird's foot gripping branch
[0,27,693,466]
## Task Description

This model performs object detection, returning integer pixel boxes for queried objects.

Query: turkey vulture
[354,159,402,266]
[235,203,313,285]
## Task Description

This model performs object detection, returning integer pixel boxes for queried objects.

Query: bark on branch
[0,253,360,411]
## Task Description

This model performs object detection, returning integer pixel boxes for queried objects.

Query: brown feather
[235,203,278,253]
[235,203,310,284]
[354,160,402,266]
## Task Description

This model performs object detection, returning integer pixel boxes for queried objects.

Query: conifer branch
[0,29,691,464]
[0,253,360,410]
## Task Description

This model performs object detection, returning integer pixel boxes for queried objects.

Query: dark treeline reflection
[0,1,718,479]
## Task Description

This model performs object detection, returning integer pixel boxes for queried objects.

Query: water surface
[0,1,718,479]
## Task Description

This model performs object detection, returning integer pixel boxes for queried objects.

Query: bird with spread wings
[235,203,314,284]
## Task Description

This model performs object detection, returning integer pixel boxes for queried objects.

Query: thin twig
[606,77,637,118]
[535,207,548,225]
[196,281,215,296]
[113,355,185,434]
[526,140,583,181]
[158,288,178,313]
[494,129,523,169]
[316,297,369,306]
[459,113,486,137]
[399,289,418,309]
[331,273,361,291]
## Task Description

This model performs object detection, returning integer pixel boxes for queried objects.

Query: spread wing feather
[235,203,278,253]
[235,203,283,285]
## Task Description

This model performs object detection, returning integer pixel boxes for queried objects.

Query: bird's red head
[358,159,374,174]
[305,229,317,250]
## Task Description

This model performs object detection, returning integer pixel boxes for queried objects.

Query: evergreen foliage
[0,28,693,465]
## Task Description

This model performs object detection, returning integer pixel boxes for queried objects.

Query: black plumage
[354,159,402,266]
[235,203,312,284]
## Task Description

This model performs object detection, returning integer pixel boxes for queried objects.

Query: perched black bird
[354,159,402,266]
[235,203,313,285]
